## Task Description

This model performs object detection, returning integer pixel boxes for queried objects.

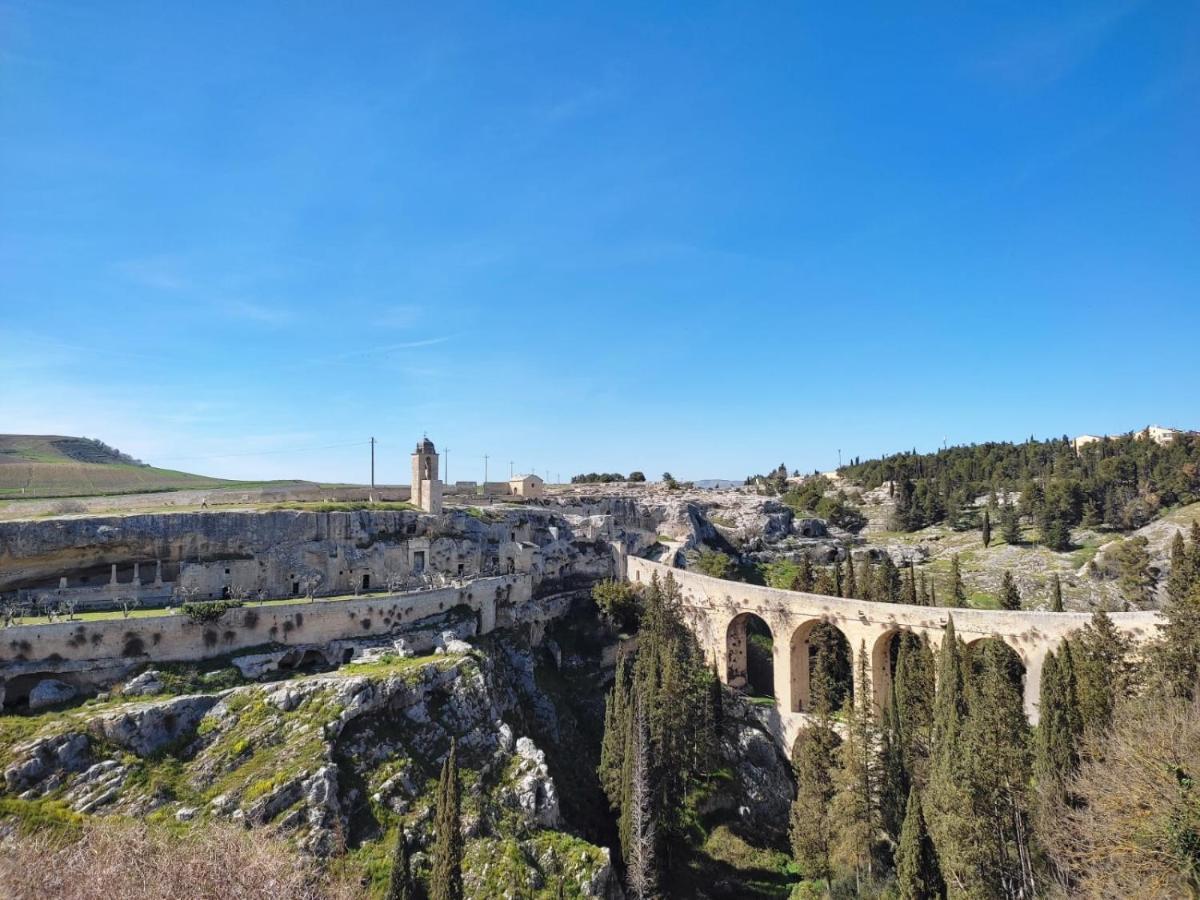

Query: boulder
[29,679,77,710]
[88,694,221,756]
[121,670,164,696]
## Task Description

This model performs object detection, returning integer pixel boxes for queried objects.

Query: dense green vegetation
[596,572,723,895]
[571,471,645,483]
[839,431,1200,540]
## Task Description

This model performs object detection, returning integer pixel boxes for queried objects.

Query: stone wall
[0,575,527,671]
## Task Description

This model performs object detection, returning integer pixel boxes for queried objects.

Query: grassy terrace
[6,583,462,627]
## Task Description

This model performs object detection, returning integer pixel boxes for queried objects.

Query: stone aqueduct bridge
[619,555,1162,751]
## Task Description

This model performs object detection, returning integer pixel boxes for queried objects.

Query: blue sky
[2,1,1198,484]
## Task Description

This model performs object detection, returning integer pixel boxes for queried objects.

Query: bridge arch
[788,618,852,713]
[966,635,1026,693]
[725,612,775,698]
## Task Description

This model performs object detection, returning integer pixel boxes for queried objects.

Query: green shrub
[180,600,243,625]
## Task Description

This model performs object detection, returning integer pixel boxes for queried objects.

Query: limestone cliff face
[0,506,576,592]
[0,647,624,897]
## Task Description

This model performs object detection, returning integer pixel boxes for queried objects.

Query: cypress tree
[797,555,815,592]
[1073,609,1131,733]
[981,509,991,549]
[1001,499,1021,545]
[1050,572,1064,612]
[960,639,1033,897]
[844,555,858,599]
[1034,644,1082,800]
[386,827,415,900]
[599,654,629,807]
[918,572,930,607]
[928,581,937,608]
[949,555,967,608]
[896,790,944,900]
[901,563,918,606]
[999,570,1021,611]
[894,633,935,785]
[790,720,840,887]
[1159,576,1200,700]
[1166,530,1192,605]
[879,679,910,843]
[430,739,464,900]
[926,617,978,890]
[831,643,879,883]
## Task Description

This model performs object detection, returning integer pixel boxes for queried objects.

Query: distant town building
[508,474,545,498]
[1073,424,1196,454]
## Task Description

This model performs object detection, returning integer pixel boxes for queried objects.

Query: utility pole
[484,454,489,484]
[837,448,842,468]
[509,460,514,479]
[370,437,376,490]
[444,447,450,485]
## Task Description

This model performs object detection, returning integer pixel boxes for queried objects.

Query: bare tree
[299,572,323,602]
[2,600,27,628]
[627,700,658,900]
[118,597,140,619]
[57,596,78,622]
[171,583,202,611]
[385,571,407,594]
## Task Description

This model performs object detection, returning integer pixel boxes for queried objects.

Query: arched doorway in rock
[726,612,775,699]
[789,619,852,713]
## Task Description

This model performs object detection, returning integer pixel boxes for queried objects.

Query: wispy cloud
[974,2,1141,91]
[372,303,423,329]
[219,299,297,326]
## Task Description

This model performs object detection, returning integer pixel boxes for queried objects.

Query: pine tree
[1034,643,1082,801]
[386,827,415,900]
[896,790,944,900]
[949,555,967,608]
[430,739,464,900]
[999,570,1021,611]
[1050,572,1064,612]
[981,509,991,548]
[1114,535,1155,609]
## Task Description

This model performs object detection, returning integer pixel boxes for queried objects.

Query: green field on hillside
[0,434,237,499]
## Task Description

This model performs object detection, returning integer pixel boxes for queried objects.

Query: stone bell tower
[411,436,443,514]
